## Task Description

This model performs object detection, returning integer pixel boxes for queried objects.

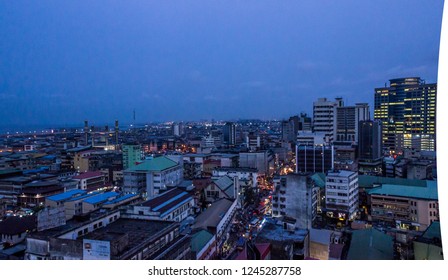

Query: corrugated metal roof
[83,192,119,205]
[126,156,178,172]
[103,194,139,205]
[368,183,438,200]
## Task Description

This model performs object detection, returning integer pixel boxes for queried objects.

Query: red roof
[73,171,104,180]
[255,243,271,260]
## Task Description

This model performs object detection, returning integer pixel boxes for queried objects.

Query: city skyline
[0,1,443,126]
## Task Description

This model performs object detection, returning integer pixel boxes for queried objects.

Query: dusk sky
[0,1,444,128]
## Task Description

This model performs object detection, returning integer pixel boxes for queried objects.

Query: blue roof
[41,155,57,160]
[83,192,119,205]
[103,194,139,205]
[160,197,194,218]
[66,191,101,202]
[23,167,50,174]
[46,189,87,202]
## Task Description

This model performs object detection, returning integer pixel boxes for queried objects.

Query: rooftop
[103,194,139,205]
[347,228,394,260]
[213,176,234,197]
[190,229,214,254]
[327,170,357,178]
[141,188,193,217]
[73,171,104,180]
[256,219,308,242]
[79,218,176,259]
[193,198,235,231]
[215,167,259,173]
[83,192,119,205]
[126,156,178,172]
[368,181,438,200]
[46,189,87,202]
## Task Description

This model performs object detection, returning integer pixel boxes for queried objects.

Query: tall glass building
[374,77,436,152]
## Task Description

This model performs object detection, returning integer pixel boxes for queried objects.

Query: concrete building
[333,103,370,144]
[25,210,191,260]
[309,228,344,260]
[374,77,436,152]
[73,171,106,192]
[368,181,439,231]
[272,174,318,229]
[123,188,195,222]
[222,122,236,146]
[17,180,64,208]
[239,150,274,176]
[325,170,359,222]
[407,160,434,180]
[192,198,238,256]
[313,97,344,142]
[123,156,183,198]
[122,144,142,170]
[296,131,328,146]
[204,176,238,203]
[255,219,309,260]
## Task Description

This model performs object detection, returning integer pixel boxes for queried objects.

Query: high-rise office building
[374,77,436,152]
[333,103,370,144]
[358,120,383,175]
[223,122,236,146]
[358,120,382,161]
[122,143,142,170]
[313,97,344,142]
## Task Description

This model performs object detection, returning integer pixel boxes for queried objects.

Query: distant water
[0,124,83,135]
[0,122,138,135]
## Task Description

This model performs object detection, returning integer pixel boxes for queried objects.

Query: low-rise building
[368,181,439,231]
[25,210,191,260]
[255,219,309,260]
[192,198,238,256]
[73,171,106,192]
[190,229,217,260]
[325,170,359,222]
[123,156,183,198]
[123,188,194,222]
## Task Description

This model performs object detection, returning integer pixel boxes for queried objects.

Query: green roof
[190,230,214,253]
[126,156,178,172]
[367,182,438,200]
[358,175,428,188]
[347,228,394,260]
[413,221,443,260]
[422,221,442,240]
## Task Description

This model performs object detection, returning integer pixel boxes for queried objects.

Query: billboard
[83,239,111,260]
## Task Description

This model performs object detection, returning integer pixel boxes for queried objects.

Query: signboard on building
[83,239,111,260]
